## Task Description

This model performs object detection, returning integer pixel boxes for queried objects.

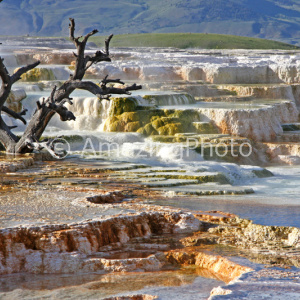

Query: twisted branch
[36,86,76,122]
[11,61,40,84]
[25,137,66,159]
[2,106,27,125]
[1,18,143,155]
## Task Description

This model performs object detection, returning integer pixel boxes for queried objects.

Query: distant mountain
[0,0,300,45]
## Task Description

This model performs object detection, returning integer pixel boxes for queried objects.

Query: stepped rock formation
[166,251,253,283]
[3,44,300,149]
[1,38,300,299]
[0,211,202,275]
[85,49,300,84]
[197,100,298,141]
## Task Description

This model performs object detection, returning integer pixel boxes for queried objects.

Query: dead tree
[0,18,141,156]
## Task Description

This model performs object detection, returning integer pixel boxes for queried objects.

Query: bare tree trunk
[0,57,40,152]
[0,18,142,156]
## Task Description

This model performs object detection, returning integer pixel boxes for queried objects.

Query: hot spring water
[2,43,300,300]
[6,85,300,227]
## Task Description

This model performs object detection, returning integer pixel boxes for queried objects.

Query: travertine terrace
[1,37,300,299]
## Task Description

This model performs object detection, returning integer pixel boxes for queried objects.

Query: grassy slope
[90,33,299,50]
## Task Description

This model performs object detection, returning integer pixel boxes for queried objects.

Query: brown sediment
[0,205,255,286]
[103,295,158,300]
[0,210,200,274]
[208,216,300,250]
[165,250,253,283]
[86,191,126,204]
[183,216,300,268]
[0,156,298,288]
[193,212,236,224]
[0,203,256,284]
[0,156,34,173]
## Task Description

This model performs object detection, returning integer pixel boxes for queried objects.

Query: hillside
[0,0,300,45]
[90,33,299,50]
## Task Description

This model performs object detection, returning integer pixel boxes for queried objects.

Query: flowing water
[8,85,300,227]
[2,43,300,299]
[0,268,223,300]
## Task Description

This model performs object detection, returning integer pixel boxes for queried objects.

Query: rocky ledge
[0,206,254,282]
[183,216,300,267]
[1,183,300,299]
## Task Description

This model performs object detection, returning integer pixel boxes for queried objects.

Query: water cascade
[2,38,300,300]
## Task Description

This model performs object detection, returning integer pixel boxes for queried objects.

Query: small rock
[209,286,232,299]
[86,191,126,204]
[173,213,203,234]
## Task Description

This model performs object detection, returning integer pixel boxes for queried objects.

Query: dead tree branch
[0,18,142,155]
[2,106,27,125]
